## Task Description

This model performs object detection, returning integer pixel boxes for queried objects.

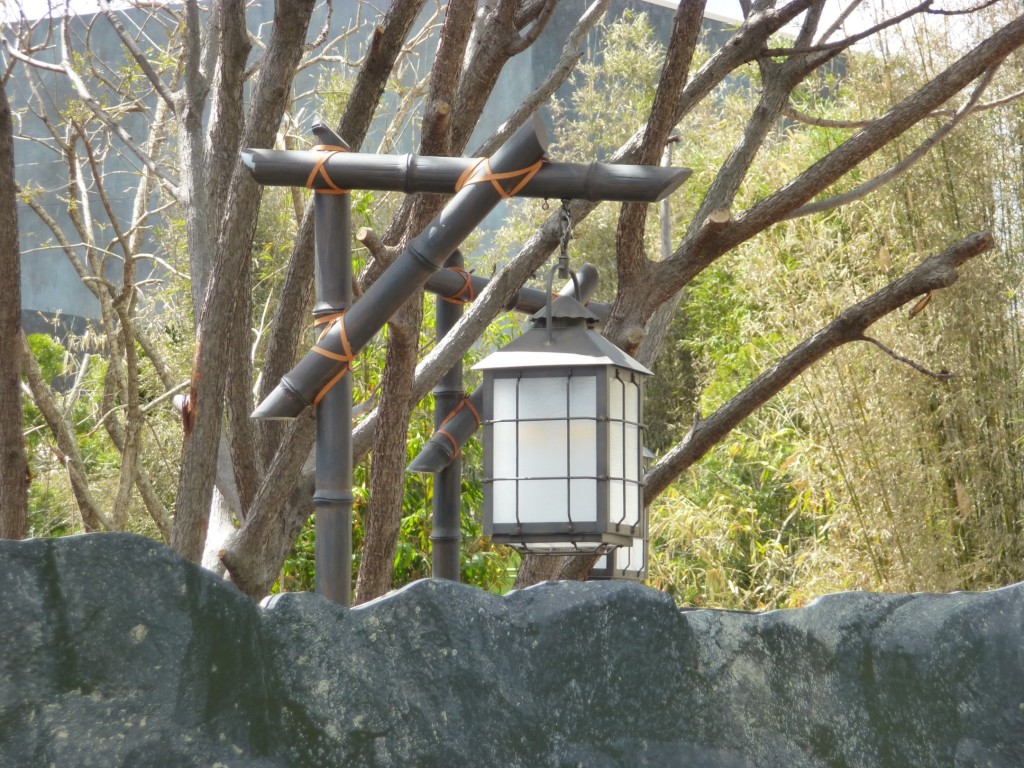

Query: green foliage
[21,333,175,539]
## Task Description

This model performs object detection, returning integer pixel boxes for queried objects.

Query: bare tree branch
[472,0,610,157]
[787,66,997,218]
[651,13,1024,309]
[644,231,995,501]
[861,334,954,381]
[99,0,177,111]
[21,333,113,533]
[784,83,1024,130]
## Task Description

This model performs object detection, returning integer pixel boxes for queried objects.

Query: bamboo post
[310,124,353,605]
[431,251,465,581]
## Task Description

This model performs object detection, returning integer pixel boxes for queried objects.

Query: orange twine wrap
[311,312,354,405]
[441,266,476,305]
[454,157,545,199]
[433,396,482,459]
[306,144,350,195]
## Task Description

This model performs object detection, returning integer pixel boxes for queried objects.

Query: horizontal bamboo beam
[241,148,690,203]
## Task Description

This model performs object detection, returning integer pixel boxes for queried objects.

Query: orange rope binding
[306,144,350,195]
[311,312,355,405]
[455,157,545,199]
[432,396,481,458]
[442,266,475,305]
[436,429,460,459]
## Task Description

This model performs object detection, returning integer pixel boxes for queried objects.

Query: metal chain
[557,198,573,278]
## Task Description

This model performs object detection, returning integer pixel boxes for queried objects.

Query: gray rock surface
[1,533,1022,767]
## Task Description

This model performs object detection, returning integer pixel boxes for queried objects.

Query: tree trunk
[0,84,28,539]
[172,0,317,562]
[353,297,422,603]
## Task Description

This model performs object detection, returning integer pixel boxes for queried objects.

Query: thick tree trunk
[0,85,28,540]
[172,0,317,563]
[353,0,476,604]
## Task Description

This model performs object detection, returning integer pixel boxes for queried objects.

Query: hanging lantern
[473,295,652,554]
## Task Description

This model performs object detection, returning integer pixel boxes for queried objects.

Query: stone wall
[2,534,1021,767]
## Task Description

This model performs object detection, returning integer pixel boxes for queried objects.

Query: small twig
[784,85,1024,131]
[860,334,954,381]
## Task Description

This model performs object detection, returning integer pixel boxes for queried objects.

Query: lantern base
[489,530,631,556]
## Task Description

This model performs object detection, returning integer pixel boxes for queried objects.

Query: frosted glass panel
[568,478,597,522]
[492,480,519,525]
[518,377,568,420]
[624,378,640,422]
[625,423,640,482]
[519,421,567,477]
[492,422,518,478]
[518,480,567,523]
[622,482,639,528]
[568,420,596,476]
[616,536,645,571]
[608,421,624,480]
[569,376,597,417]
[493,377,519,421]
[609,375,624,420]
[609,479,624,525]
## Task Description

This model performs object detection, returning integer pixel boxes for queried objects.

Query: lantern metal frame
[588,518,648,581]
[474,294,651,555]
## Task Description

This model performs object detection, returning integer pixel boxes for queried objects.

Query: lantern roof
[473,295,652,375]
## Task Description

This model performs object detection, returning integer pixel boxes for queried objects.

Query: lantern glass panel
[519,420,567,477]
[517,376,565,419]
[491,478,599,524]
[492,421,518,477]
[569,419,597,476]
[609,374,624,420]
[609,420,624,481]
[569,376,597,416]
[492,377,519,421]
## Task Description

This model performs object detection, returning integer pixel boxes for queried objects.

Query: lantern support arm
[423,262,608,320]
[253,115,550,421]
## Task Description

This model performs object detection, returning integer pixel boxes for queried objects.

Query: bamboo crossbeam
[423,262,609,321]
[241,148,691,203]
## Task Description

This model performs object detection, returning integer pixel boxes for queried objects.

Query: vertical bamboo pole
[311,127,353,605]
[431,252,465,580]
